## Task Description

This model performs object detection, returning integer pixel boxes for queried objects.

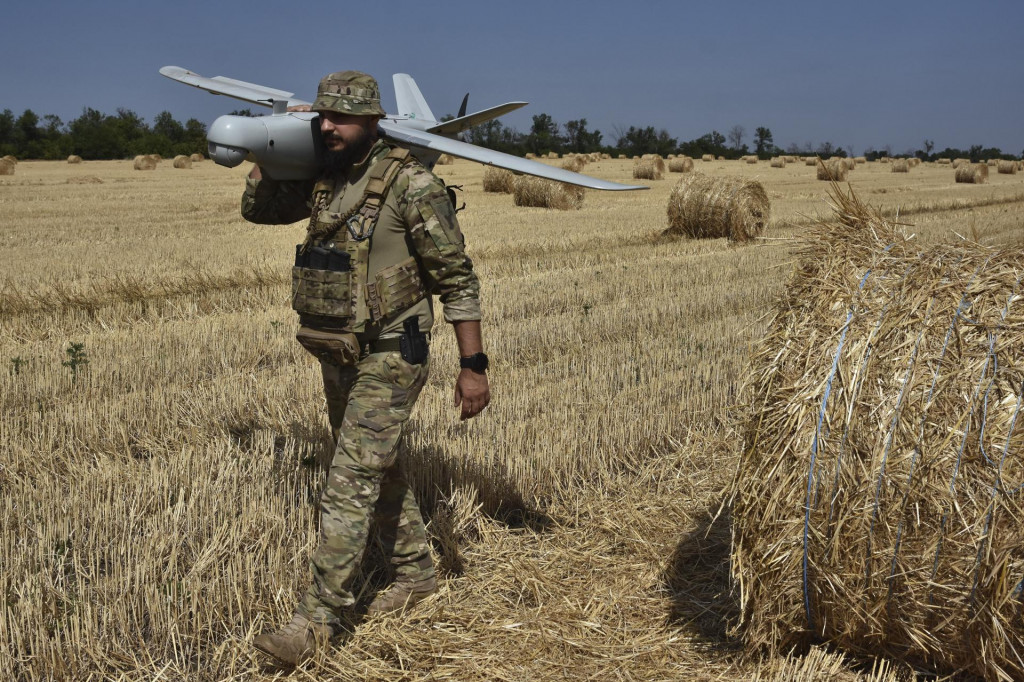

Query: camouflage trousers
[298,350,431,626]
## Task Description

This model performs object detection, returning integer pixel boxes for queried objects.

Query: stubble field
[2,155,1023,681]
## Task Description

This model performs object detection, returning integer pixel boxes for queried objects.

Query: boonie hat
[312,71,385,117]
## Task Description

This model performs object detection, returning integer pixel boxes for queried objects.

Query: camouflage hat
[312,71,385,117]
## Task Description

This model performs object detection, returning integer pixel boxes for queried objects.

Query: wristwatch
[459,352,489,373]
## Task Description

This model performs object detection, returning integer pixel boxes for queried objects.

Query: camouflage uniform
[242,73,480,628]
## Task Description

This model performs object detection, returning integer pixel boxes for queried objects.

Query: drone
[160,66,646,190]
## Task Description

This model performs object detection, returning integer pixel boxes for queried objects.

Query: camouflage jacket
[241,139,481,335]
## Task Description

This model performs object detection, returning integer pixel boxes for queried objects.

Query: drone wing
[380,121,647,191]
[159,66,311,108]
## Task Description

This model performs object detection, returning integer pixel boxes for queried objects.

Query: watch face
[462,352,488,372]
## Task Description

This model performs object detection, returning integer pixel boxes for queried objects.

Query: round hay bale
[67,155,82,164]
[701,154,714,162]
[717,155,726,161]
[600,153,610,160]
[512,176,584,210]
[172,155,192,169]
[617,153,628,159]
[892,159,910,173]
[952,158,970,168]
[664,171,769,242]
[987,159,998,167]
[189,153,204,162]
[524,153,536,160]
[1,154,16,164]
[633,159,663,180]
[855,156,867,164]
[997,160,1018,175]
[746,156,759,164]
[842,158,857,171]
[435,154,454,165]
[770,157,786,168]
[561,155,586,173]
[731,184,1024,680]
[816,159,847,181]
[879,156,891,164]
[546,152,559,159]
[641,154,666,174]
[908,157,921,167]
[147,154,162,163]
[0,158,15,175]
[133,155,157,171]
[482,167,516,194]
[668,156,694,173]
[937,158,952,165]
[805,157,819,167]
[955,163,988,184]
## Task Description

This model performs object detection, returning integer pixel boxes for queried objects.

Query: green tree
[616,126,677,156]
[526,113,562,155]
[754,127,774,157]
[564,118,602,154]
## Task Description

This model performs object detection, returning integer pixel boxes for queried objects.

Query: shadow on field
[409,444,554,577]
[663,501,740,646]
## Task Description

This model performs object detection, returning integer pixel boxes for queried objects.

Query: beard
[321,127,376,174]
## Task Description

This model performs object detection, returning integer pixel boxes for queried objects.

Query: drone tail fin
[392,74,436,123]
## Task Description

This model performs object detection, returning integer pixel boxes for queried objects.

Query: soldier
[243,71,490,666]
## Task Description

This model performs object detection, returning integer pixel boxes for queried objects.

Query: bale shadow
[663,499,740,647]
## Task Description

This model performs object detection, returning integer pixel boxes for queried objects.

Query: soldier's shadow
[663,500,741,647]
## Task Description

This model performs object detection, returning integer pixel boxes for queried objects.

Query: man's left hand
[455,369,490,420]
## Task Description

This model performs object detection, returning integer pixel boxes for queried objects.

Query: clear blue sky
[3,0,1022,155]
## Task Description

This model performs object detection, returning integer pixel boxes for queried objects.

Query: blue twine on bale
[887,260,985,598]
[803,256,885,632]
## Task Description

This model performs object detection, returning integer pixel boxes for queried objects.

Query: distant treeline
[1,107,1019,163]
[0,108,208,160]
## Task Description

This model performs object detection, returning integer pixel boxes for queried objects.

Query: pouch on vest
[295,326,361,366]
[367,256,426,321]
[291,245,354,319]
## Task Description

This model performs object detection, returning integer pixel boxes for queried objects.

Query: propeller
[458,93,469,119]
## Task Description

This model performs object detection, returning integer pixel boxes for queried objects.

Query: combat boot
[253,613,333,666]
[366,574,437,616]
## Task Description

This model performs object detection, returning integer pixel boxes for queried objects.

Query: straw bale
[667,154,676,159]
[617,153,627,159]
[133,155,157,171]
[172,155,192,169]
[952,158,970,168]
[189,153,204,162]
[546,152,559,159]
[512,176,584,210]
[842,158,856,171]
[731,184,1024,680]
[955,163,988,184]
[561,155,585,173]
[998,160,1018,175]
[987,159,998,167]
[891,159,909,173]
[67,155,82,164]
[804,157,819,167]
[482,167,516,193]
[816,159,847,181]
[701,154,714,162]
[1,154,15,164]
[524,152,536,159]
[633,159,663,180]
[908,157,921,167]
[770,157,786,168]
[746,156,758,164]
[435,154,454,165]
[147,154,162,162]
[641,154,666,173]
[664,171,769,242]
[668,156,694,173]
[0,158,15,175]
[937,158,952,165]
[785,156,798,163]
[600,153,610,160]
[854,156,866,164]
[879,156,890,163]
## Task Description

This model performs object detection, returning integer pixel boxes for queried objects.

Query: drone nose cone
[209,142,249,167]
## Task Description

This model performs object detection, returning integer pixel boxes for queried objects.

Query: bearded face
[319,112,378,174]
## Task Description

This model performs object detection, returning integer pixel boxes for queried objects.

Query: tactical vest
[291,146,428,332]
